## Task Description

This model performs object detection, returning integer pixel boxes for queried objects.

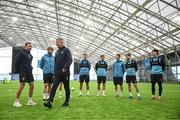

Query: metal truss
[0,0,179,64]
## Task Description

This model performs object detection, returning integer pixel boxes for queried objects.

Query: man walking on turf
[112,54,125,97]
[95,55,108,96]
[13,42,37,107]
[40,47,55,101]
[150,49,165,100]
[78,54,91,96]
[125,53,141,99]
[44,37,72,108]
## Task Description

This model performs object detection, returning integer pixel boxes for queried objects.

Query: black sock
[151,82,156,95]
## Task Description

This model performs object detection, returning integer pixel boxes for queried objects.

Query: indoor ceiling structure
[0,0,180,64]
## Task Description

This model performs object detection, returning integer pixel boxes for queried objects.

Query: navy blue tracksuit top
[54,46,72,75]
[15,49,33,74]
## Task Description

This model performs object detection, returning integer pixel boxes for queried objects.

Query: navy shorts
[79,75,90,83]
[43,73,54,84]
[97,76,106,83]
[126,76,137,84]
[113,77,123,85]
[151,74,163,83]
[19,73,34,83]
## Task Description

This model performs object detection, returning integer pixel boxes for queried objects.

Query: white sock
[47,93,50,99]
[120,91,123,96]
[16,98,19,102]
[129,92,132,96]
[59,91,62,96]
[79,90,82,94]
[103,90,105,95]
[87,90,90,94]
[28,97,32,101]
[137,92,140,97]
[43,93,46,99]
[98,90,100,95]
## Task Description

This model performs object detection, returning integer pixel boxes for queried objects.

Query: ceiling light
[24,31,30,35]
[86,19,92,26]
[17,43,21,46]
[80,36,84,40]
[46,25,50,29]
[12,17,18,22]
[76,46,79,49]
[39,3,48,9]
[113,51,117,54]
[74,51,77,54]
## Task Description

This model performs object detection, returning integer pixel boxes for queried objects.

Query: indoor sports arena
[0,0,180,120]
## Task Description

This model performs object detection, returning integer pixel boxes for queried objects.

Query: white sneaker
[86,92,90,96]
[115,93,119,97]
[102,94,106,97]
[27,100,37,106]
[97,94,100,96]
[13,101,22,108]
[78,93,82,97]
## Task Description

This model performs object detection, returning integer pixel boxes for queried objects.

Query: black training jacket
[54,46,72,75]
[15,49,33,74]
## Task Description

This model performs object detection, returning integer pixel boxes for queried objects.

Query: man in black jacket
[44,37,72,108]
[13,42,37,107]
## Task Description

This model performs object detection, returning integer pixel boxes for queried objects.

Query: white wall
[89,64,97,80]
[0,47,12,80]
[172,66,180,82]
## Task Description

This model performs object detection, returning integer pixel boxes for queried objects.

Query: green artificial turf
[0,81,180,120]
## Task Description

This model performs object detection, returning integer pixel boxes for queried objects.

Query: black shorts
[97,76,106,83]
[126,76,137,84]
[19,73,34,83]
[43,73,54,84]
[113,77,123,85]
[79,75,90,83]
[151,74,163,83]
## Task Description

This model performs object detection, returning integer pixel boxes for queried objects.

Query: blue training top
[112,60,125,77]
[40,53,55,74]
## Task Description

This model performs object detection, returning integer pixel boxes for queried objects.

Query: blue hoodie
[79,59,91,75]
[40,53,55,74]
[112,60,125,77]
